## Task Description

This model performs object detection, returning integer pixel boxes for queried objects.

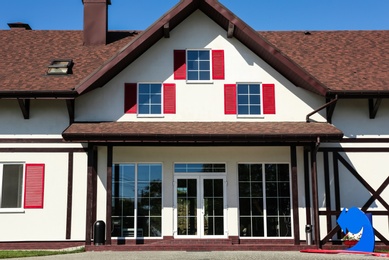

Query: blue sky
[0,0,388,31]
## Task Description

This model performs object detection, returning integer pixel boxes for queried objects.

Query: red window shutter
[24,164,45,209]
[174,50,186,80]
[224,84,236,114]
[212,50,225,80]
[124,83,137,114]
[263,83,276,114]
[163,83,176,114]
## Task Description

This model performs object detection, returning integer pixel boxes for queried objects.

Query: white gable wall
[76,11,325,123]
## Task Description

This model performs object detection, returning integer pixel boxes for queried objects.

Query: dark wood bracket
[163,22,170,38]
[66,99,75,124]
[325,97,338,123]
[227,21,234,38]
[369,98,382,119]
[17,99,30,119]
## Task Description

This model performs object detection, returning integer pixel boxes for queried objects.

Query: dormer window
[47,60,73,75]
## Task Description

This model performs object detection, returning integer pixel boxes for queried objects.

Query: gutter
[306,95,338,123]
[0,90,78,99]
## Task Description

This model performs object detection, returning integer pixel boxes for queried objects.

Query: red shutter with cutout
[174,50,186,80]
[163,83,176,114]
[124,83,137,114]
[212,50,225,80]
[24,164,45,209]
[263,83,275,114]
[224,84,236,114]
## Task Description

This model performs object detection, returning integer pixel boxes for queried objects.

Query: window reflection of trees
[111,164,162,238]
[239,163,291,238]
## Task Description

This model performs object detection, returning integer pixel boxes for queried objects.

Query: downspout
[306,95,338,122]
[311,136,321,248]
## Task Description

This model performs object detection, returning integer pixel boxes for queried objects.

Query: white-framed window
[111,163,162,238]
[238,163,291,238]
[224,83,275,116]
[237,83,261,115]
[187,49,211,81]
[0,163,24,209]
[138,83,163,115]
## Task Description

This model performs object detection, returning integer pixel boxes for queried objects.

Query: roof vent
[8,22,32,30]
[47,60,73,75]
[304,31,311,35]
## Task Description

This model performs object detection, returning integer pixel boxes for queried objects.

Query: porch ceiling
[62,121,343,144]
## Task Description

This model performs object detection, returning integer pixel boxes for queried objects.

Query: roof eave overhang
[75,0,329,97]
[62,133,343,144]
[327,90,389,99]
[200,0,328,96]
[0,90,78,99]
[75,0,200,94]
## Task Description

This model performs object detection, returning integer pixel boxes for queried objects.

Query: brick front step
[86,244,317,252]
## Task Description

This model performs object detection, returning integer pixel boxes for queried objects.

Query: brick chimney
[82,0,111,45]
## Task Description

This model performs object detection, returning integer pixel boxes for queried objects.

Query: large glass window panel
[239,198,251,215]
[111,163,162,238]
[240,217,251,237]
[252,217,264,236]
[279,216,292,237]
[251,198,263,216]
[203,179,224,236]
[177,179,197,236]
[238,163,291,238]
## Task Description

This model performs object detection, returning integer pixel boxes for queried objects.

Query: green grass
[0,247,85,259]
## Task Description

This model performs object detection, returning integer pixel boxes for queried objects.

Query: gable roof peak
[75,0,329,96]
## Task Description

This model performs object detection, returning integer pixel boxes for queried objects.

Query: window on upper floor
[187,50,211,81]
[174,49,224,81]
[237,83,261,115]
[224,83,275,116]
[0,163,45,211]
[138,83,162,115]
[125,83,176,116]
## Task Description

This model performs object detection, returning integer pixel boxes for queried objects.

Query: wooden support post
[291,145,300,245]
[311,142,321,248]
[106,145,113,245]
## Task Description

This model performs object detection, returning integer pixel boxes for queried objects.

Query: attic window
[47,60,73,75]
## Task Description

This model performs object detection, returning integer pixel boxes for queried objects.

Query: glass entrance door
[175,175,226,238]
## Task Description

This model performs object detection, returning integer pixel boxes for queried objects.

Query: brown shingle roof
[0,30,137,97]
[260,31,389,95]
[1,0,388,98]
[62,122,343,143]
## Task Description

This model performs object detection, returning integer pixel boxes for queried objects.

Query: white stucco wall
[0,100,69,136]
[0,153,66,241]
[0,150,87,241]
[0,96,89,241]
[332,99,389,138]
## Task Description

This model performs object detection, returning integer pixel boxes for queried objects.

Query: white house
[0,0,388,251]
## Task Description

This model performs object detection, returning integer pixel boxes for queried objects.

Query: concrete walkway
[10,251,383,260]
